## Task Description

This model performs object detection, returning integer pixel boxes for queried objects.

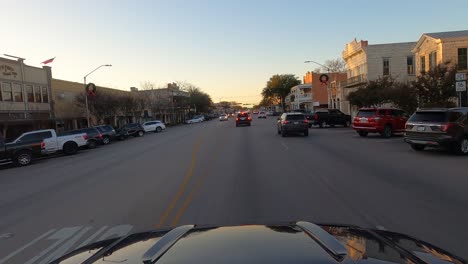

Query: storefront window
[13,83,23,102]
[25,85,34,102]
[34,86,42,103]
[41,87,49,103]
[2,82,12,101]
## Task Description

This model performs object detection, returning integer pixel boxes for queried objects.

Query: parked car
[0,137,44,166]
[61,127,103,149]
[277,112,309,137]
[352,108,408,138]
[404,107,468,154]
[51,222,466,264]
[258,111,267,119]
[236,112,252,127]
[94,125,117,144]
[115,123,145,140]
[219,114,228,121]
[186,115,204,124]
[312,109,351,128]
[142,120,166,133]
[15,129,87,155]
[266,111,274,116]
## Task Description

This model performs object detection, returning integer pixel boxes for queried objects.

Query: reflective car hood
[51,222,465,264]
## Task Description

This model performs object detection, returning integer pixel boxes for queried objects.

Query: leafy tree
[347,77,393,108]
[186,86,213,113]
[411,62,457,108]
[261,74,301,111]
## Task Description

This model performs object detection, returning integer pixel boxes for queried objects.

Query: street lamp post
[83,64,112,127]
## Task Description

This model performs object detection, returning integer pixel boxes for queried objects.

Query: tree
[411,62,457,108]
[261,74,301,111]
[313,58,346,73]
[186,86,213,113]
[347,77,393,108]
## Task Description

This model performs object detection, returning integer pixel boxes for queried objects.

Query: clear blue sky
[2,0,467,104]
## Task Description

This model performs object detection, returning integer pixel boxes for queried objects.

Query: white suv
[142,120,166,133]
[258,111,267,119]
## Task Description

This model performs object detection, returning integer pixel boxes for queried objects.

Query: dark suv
[115,123,145,140]
[404,108,468,155]
[60,128,103,149]
[236,112,252,127]
[94,125,116,145]
[277,113,309,137]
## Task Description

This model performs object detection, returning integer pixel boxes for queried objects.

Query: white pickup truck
[13,129,88,155]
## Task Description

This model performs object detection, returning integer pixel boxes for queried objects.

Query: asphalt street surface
[1,117,467,263]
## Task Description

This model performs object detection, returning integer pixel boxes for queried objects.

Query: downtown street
[0,117,467,263]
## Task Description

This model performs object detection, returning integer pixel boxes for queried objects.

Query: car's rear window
[286,115,305,120]
[409,111,463,122]
[238,113,249,117]
[357,110,376,117]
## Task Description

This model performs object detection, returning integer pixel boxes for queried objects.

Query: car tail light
[236,117,239,121]
[41,141,45,149]
[315,114,318,120]
[370,117,380,122]
[441,123,455,132]
[83,134,89,140]
[304,119,309,123]
[283,120,289,124]
[248,116,252,120]
[98,133,103,139]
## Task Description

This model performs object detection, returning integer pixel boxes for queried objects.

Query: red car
[352,108,408,138]
[236,112,252,127]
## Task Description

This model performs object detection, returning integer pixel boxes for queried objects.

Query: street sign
[455,81,466,92]
[455,72,466,81]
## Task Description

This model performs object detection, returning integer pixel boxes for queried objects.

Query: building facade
[412,30,468,75]
[303,71,347,110]
[0,57,53,141]
[342,39,416,115]
[287,84,313,111]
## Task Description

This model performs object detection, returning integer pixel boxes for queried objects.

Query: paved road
[1,117,467,263]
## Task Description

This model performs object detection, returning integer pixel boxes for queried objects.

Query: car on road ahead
[219,114,228,121]
[142,120,166,133]
[353,108,408,138]
[94,125,117,144]
[115,123,145,140]
[405,108,468,154]
[277,112,309,137]
[52,221,466,264]
[258,111,267,119]
[236,112,252,126]
[312,109,351,128]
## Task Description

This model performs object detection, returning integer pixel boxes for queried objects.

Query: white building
[287,84,313,111]
[341,39,416,115]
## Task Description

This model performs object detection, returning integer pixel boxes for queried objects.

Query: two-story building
[0,57,53,141]
[341,39,416,115]
[287,84,313,111]
[412,30,468,75]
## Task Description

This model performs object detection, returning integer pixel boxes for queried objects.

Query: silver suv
[277,113,309,137]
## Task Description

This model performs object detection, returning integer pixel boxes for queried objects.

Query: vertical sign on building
[455,72,467,107]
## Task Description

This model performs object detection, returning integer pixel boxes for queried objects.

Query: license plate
[417,126,426,131]
[294,122,299,124]
[240,117,246,120]
[360,118,368,123]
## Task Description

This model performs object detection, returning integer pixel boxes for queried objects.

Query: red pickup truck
[352,108,409,138]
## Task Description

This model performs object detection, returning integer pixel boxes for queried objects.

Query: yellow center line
[155,137,202,228]
[170,142,225,226]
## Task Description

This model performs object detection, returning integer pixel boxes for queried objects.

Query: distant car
[352,108,408,138]
[312,109,351,128]
[258,111,267,119]
[115,123,145,140]
[405,107,468,155]
[277,113,309,137]
[253,110,259,115]
[61,127,103,149]
[266,111,274,116]
[236,112,252,127]
[219,114,228,121]
[94,125,117,145]
[186,115,204,124]
[142,120,166,133]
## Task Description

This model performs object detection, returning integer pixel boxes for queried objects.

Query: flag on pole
[41,57,55,64]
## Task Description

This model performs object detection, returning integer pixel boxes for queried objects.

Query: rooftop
[424,30,468,40]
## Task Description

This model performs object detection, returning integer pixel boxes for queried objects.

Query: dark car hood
[51,222,465,264]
